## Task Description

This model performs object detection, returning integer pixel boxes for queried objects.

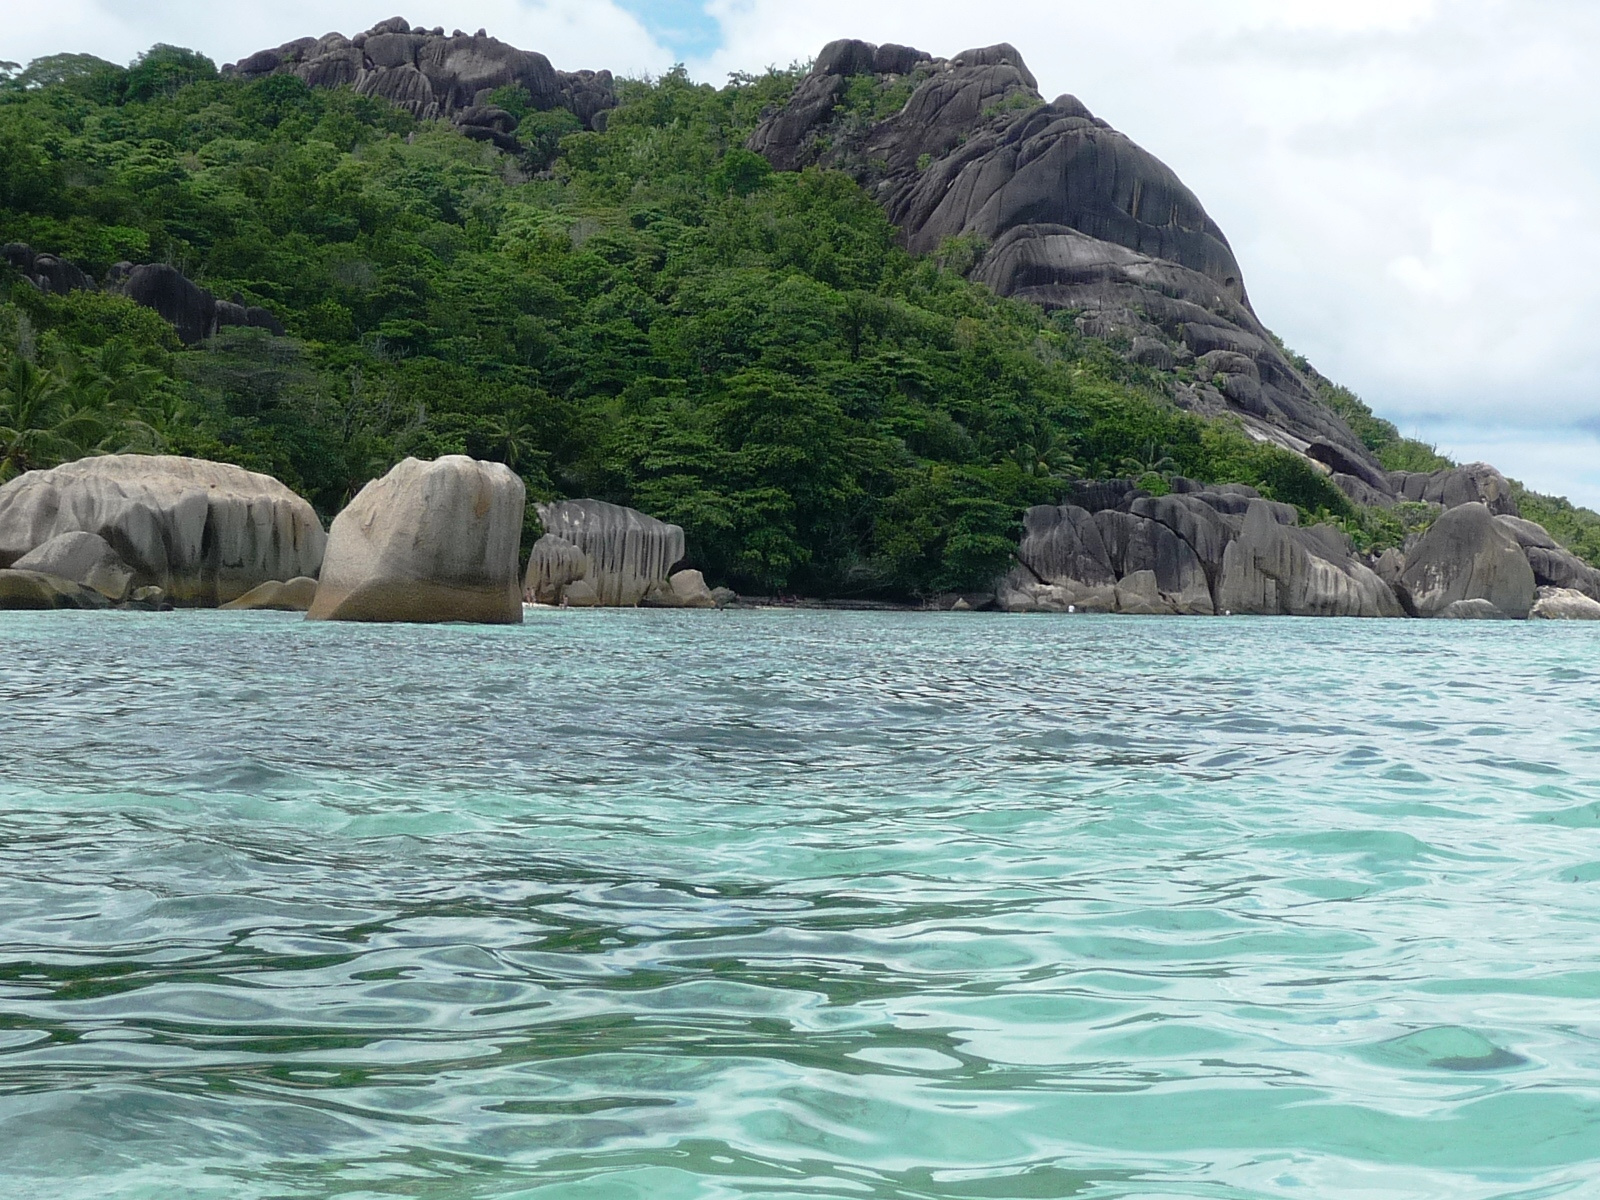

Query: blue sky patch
[615,1,722,61]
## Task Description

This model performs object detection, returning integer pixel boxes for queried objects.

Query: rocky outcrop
[749,39,1382,474]
[1495,516,1600,600]
[1389,463,1517,515]
[1532,587,1600,620]
[534,499,686,607]
[1397,502,1536,619]
[1003,482,1402,617]
[641,568,717,609]
[523,532,591,605]
[104,263,284,345]
[11,531,134,600]
[0,569,109,610]
[220,577,319,611]
[2,243,92,295]
[223,18,616,140]
[0,455,326,606]
[1216,499,1402,618]
[307,455,524,623]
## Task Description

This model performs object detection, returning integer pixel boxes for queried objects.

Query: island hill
[1,23,1599,621]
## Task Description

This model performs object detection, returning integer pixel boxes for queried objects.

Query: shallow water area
[3,608,1600,1199]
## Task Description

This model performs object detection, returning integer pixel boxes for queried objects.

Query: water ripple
[1,610,1599,1198]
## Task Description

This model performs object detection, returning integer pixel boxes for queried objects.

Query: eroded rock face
[0,455,326,606]
[1398,502,1536,619]
[640,568,717,609]
[749,40,1382,472]
[1495,515,1600,600]
[12,531,134,600]
[224,19,616,136]
[523,532,591,604]
[1216,500,1402,618]
[535,500,685,607]
[308,455,524,623]
[2,244,92,295]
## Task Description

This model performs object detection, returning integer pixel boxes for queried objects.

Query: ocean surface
[2,609,1600,1199]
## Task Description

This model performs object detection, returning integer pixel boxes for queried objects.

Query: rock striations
[533,499,686,607]
[0,455,326,606]
[308,455,525,623]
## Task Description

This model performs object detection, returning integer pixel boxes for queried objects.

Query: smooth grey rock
[1438,598,1508,620]
[1398,502,1536,619]
[0,569,108,610]
[523,532,591,605]
[308,456,524,624]
[710,586,739,608]
[220,577,318,611]
[535,499,685,607]
[1495,515,1600,600]
[1007,504,1117,611]
[1114,570,1173,615]
[1372,548,1406,587]
[2,244,92,295]
[12,531,133,600]
[668,569,716,608]
[1531,587,1600,620]
[1094,508,1214,614]
[0,455,326,606]
[1389,463,1517,516]
[1216,499,1402,618]
[112,264,215,345]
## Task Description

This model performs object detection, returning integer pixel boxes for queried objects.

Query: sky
[7,0,1599,506]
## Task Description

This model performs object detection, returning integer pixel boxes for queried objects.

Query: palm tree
[1117,438,1178,482]
[0,356,104,481]
[1011,419,1077,482]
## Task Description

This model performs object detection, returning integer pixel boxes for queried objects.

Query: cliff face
[749,39,1389,492]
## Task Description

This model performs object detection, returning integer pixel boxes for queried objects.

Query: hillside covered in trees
[3,43,1597,596]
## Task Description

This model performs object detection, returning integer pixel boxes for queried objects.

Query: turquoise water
[3,610,1600,1199]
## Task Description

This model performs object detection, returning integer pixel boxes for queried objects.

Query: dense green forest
[3,45,1597,593]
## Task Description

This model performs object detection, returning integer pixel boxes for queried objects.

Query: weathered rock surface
[11,531,134,600]
[224,18,616,137]
[0,569,109,610]
[749,40,1383,474]
[1397,502,1536,619]
[0,455,326,606]
[1495,515,1600,600]
[1532,587,1600,620]
[1390,463,1517,515]
[220,577,319,611]
[1216,499,1402,618]
[1437,598,1509,620]
[534,500,686,607]
[641,568,717,609]
[523,532,591,605]
[308,455,524,623]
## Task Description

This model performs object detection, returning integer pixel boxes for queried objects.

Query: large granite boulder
[749,41,1384,473]
[641,568,717,609]
[523,532,591,605]
[1532,587,1600,620]
[1495,516,1600,600]
[1397,502,1536,619]
[308,456,524,624]
[220,577,319,612]
[1216,500,1402,618]
[223,20,615,131]
[2,244,92,295]
[534,500,686,607]
[0,455,326,606]
[0,569,109,610]
[11,531,134,600]
[1002,504,1117,611]
[1389,463,1517,515]
[1093,508,1214,614]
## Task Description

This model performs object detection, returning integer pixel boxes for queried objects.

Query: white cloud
[6,0,673,76]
